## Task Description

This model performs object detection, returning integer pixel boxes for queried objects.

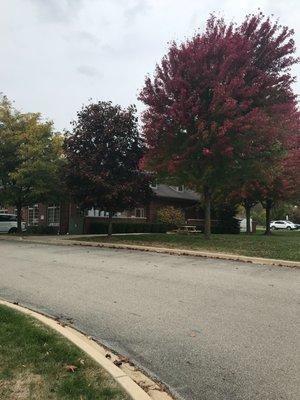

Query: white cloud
[77,65,101,77]
[1,0,299,131]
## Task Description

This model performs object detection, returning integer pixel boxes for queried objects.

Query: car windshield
[0,214,17,222]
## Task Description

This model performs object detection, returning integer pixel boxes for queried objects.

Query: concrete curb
[0,235,299,268]
[70,240,300,268]
[0,299,173,400]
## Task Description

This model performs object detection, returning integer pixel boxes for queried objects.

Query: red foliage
[139,13,299,195]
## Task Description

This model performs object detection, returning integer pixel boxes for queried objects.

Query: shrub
[25,225,59,235]
[156,206,185,228]
[89,221,167,234]
[215,205,240,234]
[196,204,240,234]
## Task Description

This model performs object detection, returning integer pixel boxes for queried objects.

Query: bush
[196,205,240,234]
[156,206,185,228]
[26,225,59,235]
[89,221,167,234]
[215,205,240,234]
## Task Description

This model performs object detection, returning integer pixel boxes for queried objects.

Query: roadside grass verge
[0,305,129,400]
[74,231,300,262]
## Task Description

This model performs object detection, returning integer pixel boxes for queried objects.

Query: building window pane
[28,205,39,226]
[135,208,145,218]
[47,204,60,226]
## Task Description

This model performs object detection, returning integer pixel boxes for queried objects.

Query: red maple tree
[139,13,299,238]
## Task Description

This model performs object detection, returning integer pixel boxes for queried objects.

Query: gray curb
[0,299,173,400]
[0,235,299,268]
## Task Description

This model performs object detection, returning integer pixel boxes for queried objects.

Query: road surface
[0,241,299,400]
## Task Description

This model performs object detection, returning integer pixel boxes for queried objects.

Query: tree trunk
[204,186,211,240]
[245,204,252,234]
[16,203,22,234]
[107,212,113,237]
[264,200,272,235]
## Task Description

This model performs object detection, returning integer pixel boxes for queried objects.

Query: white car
[270,220,297,230]
[0,213,26,233]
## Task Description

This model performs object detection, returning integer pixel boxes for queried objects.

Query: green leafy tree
[0,95,64,232]
[64,101,153,236]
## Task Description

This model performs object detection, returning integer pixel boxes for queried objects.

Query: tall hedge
[89,221,167,234]
[196,204,240,234]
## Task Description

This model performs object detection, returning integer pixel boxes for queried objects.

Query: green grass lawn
[75,231,300,262]
[0,305,129,400]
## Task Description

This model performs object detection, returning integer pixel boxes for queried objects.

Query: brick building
[1,184,201,234]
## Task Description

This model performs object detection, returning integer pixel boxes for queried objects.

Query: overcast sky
[1,0,300,132]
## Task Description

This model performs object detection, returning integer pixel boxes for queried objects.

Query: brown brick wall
[2,198,201,233]
[59,203,70,234]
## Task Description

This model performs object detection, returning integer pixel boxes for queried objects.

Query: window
[135,208,145,218]
[47,204,60,226]
[0,215,16,222]
[28,205,39,226]
[87,209,111,217]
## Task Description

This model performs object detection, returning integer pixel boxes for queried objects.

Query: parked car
[270,220,297,230]
[0,214,26,233]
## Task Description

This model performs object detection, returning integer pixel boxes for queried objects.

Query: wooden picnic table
[176,225,199,234]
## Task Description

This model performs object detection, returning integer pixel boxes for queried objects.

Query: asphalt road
[0,241,299,400]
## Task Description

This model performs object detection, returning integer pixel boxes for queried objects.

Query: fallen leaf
[65,365,77,373]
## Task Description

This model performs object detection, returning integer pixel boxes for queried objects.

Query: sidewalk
[1,234,299,268]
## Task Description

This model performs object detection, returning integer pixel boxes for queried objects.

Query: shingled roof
[152,184,201,201]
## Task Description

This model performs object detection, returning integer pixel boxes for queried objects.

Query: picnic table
[176,225,199,234]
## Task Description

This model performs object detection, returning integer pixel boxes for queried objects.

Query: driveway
[0,241,299,400]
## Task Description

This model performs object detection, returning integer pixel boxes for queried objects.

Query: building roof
[152,184,201,201]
